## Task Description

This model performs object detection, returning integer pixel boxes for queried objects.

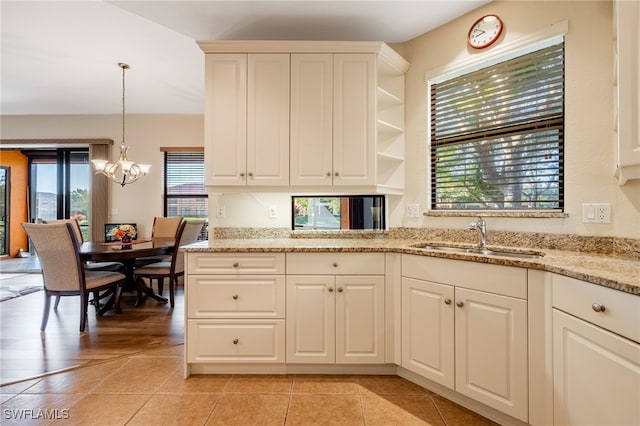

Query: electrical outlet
[407,203,421,218]
[268,206,278,219]
[582,203,611,224]
[216,205,226,218]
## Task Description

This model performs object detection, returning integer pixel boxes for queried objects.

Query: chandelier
[91,62,151,186]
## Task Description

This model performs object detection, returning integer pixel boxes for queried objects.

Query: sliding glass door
[27,149,90,240]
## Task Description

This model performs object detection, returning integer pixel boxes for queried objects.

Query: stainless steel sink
[414,244,544,259]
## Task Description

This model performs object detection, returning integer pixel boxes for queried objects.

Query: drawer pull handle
[456,301,464,307]
[232,294,239,300]
[592,303,606,313]
[444,298,452,305]
[338,287,343,293]
[233,338,239,344]
[332,262,338,267]
[232,262,239,268]
[328,287,334,293]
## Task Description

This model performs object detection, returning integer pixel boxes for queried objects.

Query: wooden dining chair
[134,220,204,307]
[21,222,126,332]
[135,217,183,270]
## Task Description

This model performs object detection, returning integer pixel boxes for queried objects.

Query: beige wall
[2,1,639,239]
[0,115,203,237]
[400,0,639,239]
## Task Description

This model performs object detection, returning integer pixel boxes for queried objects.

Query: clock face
[468,15,503,49]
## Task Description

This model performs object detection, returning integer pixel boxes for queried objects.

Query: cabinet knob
[592,303,606,313]
[456,301,464,307]
[233,338,239,344]
[338,287,343,293]
[326,172,331,177]
[334,172,340,176]
[240,172,245,177]
[332,262,338,267]
[328,287,334,293]
[248,172,253,177]
[232,262,239,268]
[232,294,239,300]
[444,298,452,305]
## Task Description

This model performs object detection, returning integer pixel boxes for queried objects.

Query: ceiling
[1,1,490,116]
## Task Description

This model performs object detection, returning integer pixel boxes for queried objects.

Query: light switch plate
[582,203,611,223]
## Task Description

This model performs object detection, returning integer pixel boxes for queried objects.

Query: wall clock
[468,14,504,49]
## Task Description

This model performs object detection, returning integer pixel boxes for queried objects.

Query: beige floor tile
[286,394,364,425]
[206,394,288,426]
[0,393,82,425]
[431,394,499,426]
[358,375,429,396]
[127,393,220,426]
[225,374,293,394]
[292,375,360,394]
[361,395,445,426]
[158,371,231,394]
[90,357,181,394]
[47,393,149,426]
[24,359,125,394]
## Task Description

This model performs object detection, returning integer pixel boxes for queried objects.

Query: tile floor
[0,344,498,426]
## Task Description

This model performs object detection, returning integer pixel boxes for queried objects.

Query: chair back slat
[42,218,84,243]
[22,222,84,292]
[173,220,205,274]
[152,217,183,238]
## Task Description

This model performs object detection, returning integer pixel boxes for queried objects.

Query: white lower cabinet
[401,254,529,422]
[286,253,385,364]
[186,253,286,364]
[552,274,640,426]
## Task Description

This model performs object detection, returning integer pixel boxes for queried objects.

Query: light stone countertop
[182,238,640,296]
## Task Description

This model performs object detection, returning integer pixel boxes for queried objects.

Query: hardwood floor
[0,276,184,385]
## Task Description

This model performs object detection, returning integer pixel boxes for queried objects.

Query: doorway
[0,167,9,256]
[26,149,90,241]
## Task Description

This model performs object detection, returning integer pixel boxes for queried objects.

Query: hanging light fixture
[91,62,151,186]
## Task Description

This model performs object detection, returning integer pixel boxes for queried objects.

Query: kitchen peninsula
[181,232,639,426]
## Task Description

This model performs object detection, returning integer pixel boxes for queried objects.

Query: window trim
[425,21,568,216]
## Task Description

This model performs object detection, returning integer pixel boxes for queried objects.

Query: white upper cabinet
[332,54,377,187]
[613,0,640,184]
[199,41,409,193]
[290,54,334,186]
[204,53,290,186]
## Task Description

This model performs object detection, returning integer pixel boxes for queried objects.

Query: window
[292,196,385,231]
[430,40,564,211]
[163,149,208,239]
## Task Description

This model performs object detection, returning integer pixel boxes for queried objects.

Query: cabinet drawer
[402,254,527,299]
[187,275,285,318]
[187,253,285,274]
[553,274,640,343]
[187,319,285,363]
[286,252,385,275]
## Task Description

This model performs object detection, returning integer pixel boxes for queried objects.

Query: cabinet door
[247,54,290,186]
[335,275,385,364]
[401,277,454,389]
[333,54,376,186]
[455,287,528,422]
[204,54,247,186]
[290,54,333,186]
[553,309,640,426]
[286,275,335,363]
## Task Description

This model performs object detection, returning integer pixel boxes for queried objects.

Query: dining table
[79,237,175,309]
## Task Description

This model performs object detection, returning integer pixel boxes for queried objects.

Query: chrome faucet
[468,217,487,248]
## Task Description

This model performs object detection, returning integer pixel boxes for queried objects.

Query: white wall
[400,0,640,239]
[1,114,203,237]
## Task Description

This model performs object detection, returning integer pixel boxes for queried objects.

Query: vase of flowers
[110,224,137,249]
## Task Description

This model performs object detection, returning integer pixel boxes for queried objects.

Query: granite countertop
[182,238,640,296]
